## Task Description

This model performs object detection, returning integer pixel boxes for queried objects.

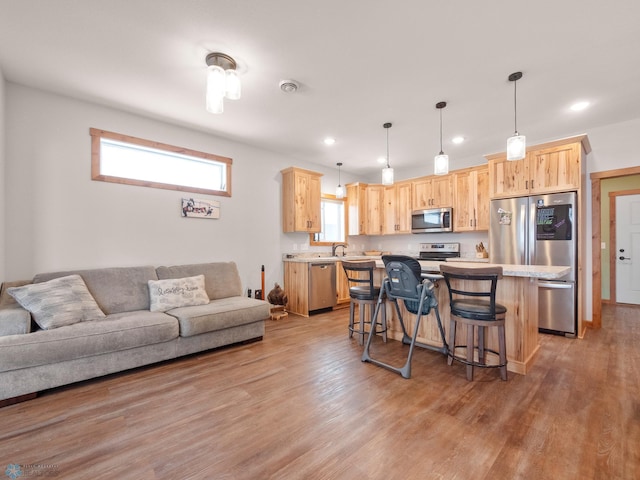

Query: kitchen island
[377,259,570,375]
[284,255,570,375]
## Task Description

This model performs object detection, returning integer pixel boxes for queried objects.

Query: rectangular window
[90,128,232,196]
[311,195,346,245]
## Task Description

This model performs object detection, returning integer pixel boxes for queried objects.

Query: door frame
[590,166,640,328]
[609,189,640,303]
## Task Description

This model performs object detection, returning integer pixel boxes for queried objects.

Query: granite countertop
[283,255,569,279]
[385,260,570,279]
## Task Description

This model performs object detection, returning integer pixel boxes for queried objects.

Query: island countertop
[283,255,570,280]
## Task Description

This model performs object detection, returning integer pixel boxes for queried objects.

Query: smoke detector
[279,79,300,93]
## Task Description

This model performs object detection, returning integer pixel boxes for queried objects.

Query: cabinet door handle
[531,179,534,189]
[525,180,528,189]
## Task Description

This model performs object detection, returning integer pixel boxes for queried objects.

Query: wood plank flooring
[0,304,638,479]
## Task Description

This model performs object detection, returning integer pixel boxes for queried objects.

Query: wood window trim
[309,193,348,247]
[90,128,232,197]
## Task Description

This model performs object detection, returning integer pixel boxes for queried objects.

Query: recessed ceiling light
[323,137,336,146]
[570,101,590,111]
[451,136,465,144]
[377,156,387,165]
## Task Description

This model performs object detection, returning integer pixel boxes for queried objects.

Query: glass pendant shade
[381,166,394,185]
[507,134,526,161]
[206,65,226,114]
[225,69,242,100]
[434,153,449,175]
[336,184,345,199]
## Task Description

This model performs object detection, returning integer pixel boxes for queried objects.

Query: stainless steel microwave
[411,207,453,233]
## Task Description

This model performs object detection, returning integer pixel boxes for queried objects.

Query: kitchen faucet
[331,243,348,257]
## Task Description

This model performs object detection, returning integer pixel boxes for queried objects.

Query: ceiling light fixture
[381,122,394,185]
[205,52,241,114]
[336,162,345,199]
[506,71,526,161]
[452,136,465,144]
[324,137,336,146]
[434,101,449,175]
[570,101,590,111]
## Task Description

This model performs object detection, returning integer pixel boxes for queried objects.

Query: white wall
[4,84,344,292]
[0,69,5,281]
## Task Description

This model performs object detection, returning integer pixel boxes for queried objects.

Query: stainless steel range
[417,242,461,261]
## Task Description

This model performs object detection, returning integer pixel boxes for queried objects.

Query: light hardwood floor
[1,304,638,479]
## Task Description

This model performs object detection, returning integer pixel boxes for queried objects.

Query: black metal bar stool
[440,265,508,381]
[341,260,387,345]
[361,255,448,379]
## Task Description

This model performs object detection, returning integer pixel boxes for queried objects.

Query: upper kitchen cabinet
[346,182,367,236]
[365,184,385,235]
[383,181,412,234]
[281,167,322,233]
[453,165,489,232]
[412,175,453,210]
[486,135,591,199]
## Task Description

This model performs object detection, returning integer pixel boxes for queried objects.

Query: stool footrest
[448,345,507,368]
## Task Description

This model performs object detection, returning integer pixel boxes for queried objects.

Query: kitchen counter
[283,256,570,280]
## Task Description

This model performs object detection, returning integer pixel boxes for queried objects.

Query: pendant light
[434,101,449,175]
[506,71,526,160]
[381,122,394,185]
[335,162,345,199]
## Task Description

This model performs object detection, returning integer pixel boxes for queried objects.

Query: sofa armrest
[0,305,32,336]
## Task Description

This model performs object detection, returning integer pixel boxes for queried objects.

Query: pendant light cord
[386,127,390,168]
[439,108,444,155]
[513,79,518,135]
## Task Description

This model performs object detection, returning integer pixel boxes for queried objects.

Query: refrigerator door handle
[538,282,573,289]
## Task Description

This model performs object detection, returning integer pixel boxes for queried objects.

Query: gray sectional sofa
[0,262,269,403]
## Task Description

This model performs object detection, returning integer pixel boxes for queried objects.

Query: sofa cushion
[156,262,242,300]
[0,305,32,336]
[0,279,32,306]
[167,296,269,337]
[34,266,158,315]
[148,275,210,312]
[0,311,178,373]
[7,275,106,330]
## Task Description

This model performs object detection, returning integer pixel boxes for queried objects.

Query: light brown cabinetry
[411,175,453,209]
[453,165,489,232]
[281,167,322,233]
[486,136,585,199]
[346,183,367,236]
[365,184,385,235]
[335,261,351,305]
[283,261,309,316]
[383,181,412,234]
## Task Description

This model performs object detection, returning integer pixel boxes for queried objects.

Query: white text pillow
[148,275,210,312]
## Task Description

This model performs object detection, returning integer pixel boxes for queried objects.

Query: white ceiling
[1,1,639,176]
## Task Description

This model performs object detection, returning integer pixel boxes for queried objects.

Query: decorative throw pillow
[7,274,106,330]
[148,275,210,312]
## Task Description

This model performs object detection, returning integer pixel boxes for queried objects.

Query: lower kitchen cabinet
[284,261,309,316]
[335,261,351,306]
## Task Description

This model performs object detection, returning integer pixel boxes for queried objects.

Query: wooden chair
[440,265,508,381]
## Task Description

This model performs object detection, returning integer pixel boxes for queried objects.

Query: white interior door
[616,194,640,304]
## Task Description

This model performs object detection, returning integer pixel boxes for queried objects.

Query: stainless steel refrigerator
[489,192,577,336]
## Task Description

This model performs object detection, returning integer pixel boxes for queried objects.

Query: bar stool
[440,265,508,381]
[341,260,387,345]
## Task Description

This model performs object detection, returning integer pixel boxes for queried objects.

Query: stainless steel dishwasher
[308,262,337,312]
